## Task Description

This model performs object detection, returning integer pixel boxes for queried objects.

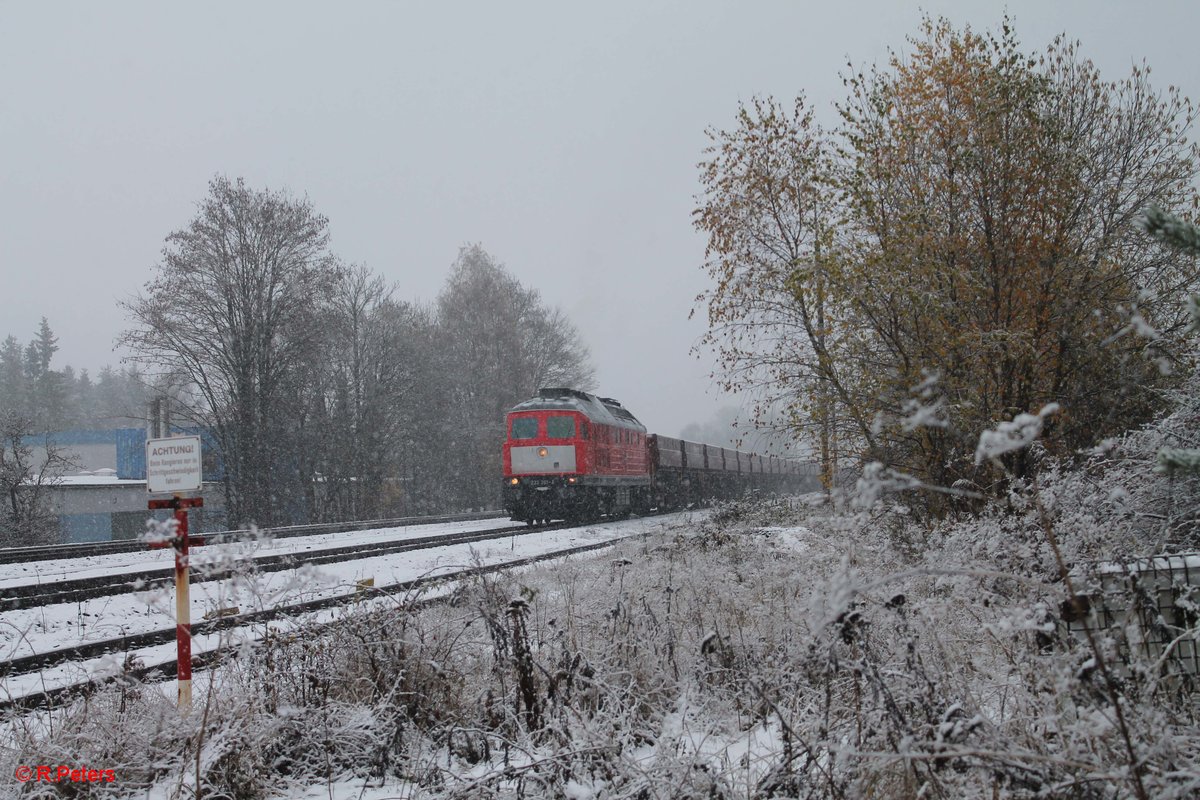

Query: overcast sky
[3,1,1198,437]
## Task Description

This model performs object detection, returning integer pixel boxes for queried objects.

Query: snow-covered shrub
[6,493,1198,798]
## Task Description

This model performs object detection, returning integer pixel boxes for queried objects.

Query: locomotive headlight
[568,476,577,484]
[538,447,548,457]
[510,478,519,485]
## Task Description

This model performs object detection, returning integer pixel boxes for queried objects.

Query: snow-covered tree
[696,18,1200,508]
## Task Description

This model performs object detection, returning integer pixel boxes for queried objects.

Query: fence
[1063,553,1200,687]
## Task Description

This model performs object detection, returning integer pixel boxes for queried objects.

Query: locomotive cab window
[546,416,575,438]
[511,417,538,439]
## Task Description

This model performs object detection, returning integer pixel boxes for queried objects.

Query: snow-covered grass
[4,484,1197,799]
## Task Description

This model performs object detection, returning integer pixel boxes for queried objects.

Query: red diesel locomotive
[501,388,807,524]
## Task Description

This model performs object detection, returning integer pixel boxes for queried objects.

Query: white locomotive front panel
[509,445,577,474]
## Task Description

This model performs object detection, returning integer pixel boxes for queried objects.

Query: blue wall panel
[59,513,112,543]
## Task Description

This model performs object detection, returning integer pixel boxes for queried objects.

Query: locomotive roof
[508,388,646,431]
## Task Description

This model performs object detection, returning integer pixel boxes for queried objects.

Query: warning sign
[146,435,203,494]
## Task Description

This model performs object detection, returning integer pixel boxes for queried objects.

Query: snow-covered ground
[5,494,1197,800]
[0,517,511,589]
[1,512,702,701]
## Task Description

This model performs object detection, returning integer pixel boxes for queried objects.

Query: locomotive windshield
[510,417,538,439]
[546,416,576,438]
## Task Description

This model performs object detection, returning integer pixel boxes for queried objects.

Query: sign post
[146,435,204,711]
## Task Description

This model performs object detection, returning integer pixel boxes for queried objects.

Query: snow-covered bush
[7,494,1195,798]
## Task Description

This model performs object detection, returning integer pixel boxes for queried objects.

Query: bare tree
[302,266,437,520]
[122,176,340,527]
[0,412,77,546]
[437,245,595,509]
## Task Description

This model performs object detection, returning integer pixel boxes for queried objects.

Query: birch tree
[695,96,862,491]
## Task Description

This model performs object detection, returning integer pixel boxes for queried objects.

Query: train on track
[501,388,809,524]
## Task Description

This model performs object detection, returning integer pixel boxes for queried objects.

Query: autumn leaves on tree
[695,18,1199,504]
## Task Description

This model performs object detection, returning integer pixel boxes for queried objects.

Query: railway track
[1,519,558,612]
[0,510,505,565]
[0,524,655,713]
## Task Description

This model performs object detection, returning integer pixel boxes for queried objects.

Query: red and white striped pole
[149,496,204,711]
[174,501,193,710]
